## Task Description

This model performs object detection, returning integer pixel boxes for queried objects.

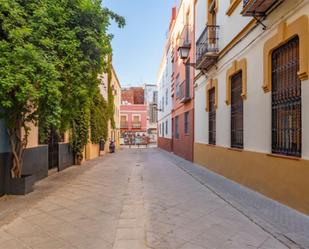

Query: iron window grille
[162,122,165,137]
[175,116,180,139]
[208,88,216,145]
[271,36,301,157]
[184,111,190,134]
[231,72,244,149]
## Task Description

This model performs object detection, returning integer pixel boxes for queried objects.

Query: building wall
[112,66,121,148]
[194,0,309,214]
[122,87,144,105]
[170,0,195,161]
[158,43,173,139]
[158,137,173,152]
[120,105,148,132]
[85,143,100,160]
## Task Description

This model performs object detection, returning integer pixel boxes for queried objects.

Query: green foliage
[90,90,108,144]
[0,0,125,175]
[70,104,90,161]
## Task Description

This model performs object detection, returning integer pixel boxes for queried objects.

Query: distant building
[157,7,175,153]
[121,87,144,105]
[144,84,158,143]
[120,104,148,145]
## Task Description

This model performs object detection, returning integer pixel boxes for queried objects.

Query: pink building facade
[120,104,147,136]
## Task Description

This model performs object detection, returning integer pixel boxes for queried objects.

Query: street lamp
[178,44,191,60]
[178,44,197,69]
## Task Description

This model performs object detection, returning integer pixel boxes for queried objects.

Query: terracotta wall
[172,110,194,162]
[158,137,173,152]
[121,87,144,104]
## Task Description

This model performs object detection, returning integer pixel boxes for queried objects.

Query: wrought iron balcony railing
[242,0,282,16]
[196,25,219,71]
[120,121,128,129]
[132,122,141,129]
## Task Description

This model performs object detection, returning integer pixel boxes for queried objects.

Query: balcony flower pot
[7,174,35,195]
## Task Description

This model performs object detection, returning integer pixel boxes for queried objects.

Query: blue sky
[104,0,178,87]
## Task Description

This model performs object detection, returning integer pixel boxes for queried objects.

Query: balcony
[120,121,128,129]
[132,121,141,129]
[242,0,282,16]
[196,25,219,72]
[178,80,191,103]
[121,121,128,129]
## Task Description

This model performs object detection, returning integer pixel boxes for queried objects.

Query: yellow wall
[194,143,309,215]
[85,143,100,160]
[25,122,39,148]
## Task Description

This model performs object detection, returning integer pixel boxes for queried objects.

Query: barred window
[184,112,189,134]
[231,72,244,149]
[272,36,301,157]
[162,122,165,137]
[209,88,216,145]
[175,116,179,139]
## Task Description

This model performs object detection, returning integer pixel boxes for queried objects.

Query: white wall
[158,45,173,140]
[194,77,207,144]
[194,0,309,159]
[195,0,207,41]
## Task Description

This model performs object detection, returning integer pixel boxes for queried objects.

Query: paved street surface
[0,148,307,249]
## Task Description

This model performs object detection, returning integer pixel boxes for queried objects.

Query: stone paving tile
[159,148,309,249]
[0,148,298,249]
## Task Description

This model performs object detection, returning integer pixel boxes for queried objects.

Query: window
[133,115,140,122]
[185,60,190,98]
[162,122,165,137]
[165,120,168,135]
[184,112,189,134]
[176,74,180,99]
[175,116,179,139]
[209,88,216,145]
[272,37,301,157]
[231,72,243,149]
[165,89,168,105]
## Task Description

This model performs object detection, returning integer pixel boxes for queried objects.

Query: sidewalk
[160,149,309,249]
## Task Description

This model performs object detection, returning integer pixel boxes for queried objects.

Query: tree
[0,0,62,178]
[0,0,125,177]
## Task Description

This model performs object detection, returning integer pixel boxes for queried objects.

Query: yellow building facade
[194,0,309,214]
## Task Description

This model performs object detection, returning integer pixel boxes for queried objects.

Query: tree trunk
[7,118,28,178]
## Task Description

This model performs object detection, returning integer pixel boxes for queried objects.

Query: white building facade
[194,0,309,214]
[157,42,173,151]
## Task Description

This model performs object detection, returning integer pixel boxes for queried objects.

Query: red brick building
[171,3,195,162]
[121,87,144,105]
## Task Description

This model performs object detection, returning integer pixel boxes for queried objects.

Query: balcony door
[132,115,141,129]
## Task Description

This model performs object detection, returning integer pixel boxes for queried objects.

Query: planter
[7,174,35,195]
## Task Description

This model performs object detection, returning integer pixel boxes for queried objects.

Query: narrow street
[0,148,300,249]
